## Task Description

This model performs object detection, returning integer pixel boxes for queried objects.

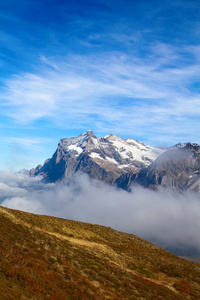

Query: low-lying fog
[1,171,200,256]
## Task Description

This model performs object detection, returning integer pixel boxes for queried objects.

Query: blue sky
[0,0,200,171]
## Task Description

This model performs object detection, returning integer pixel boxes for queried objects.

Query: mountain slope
[1,206,200,299]
[30,130,163,184]
[28,132,200,191]
[134,143,200,191]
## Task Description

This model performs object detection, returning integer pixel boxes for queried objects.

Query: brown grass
[0,206,200,299]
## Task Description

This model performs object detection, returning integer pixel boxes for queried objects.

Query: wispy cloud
[1,42,200,144]
[1,137,54,151]
[0,137,55,172]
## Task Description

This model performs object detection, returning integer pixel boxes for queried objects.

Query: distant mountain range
[28,131,200,192]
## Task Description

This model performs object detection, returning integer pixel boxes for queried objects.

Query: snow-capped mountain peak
[32,131,165,183]
[28,132,200,191]
[28,131,200,192]
[57,131,164,168]
[58,130,98,156]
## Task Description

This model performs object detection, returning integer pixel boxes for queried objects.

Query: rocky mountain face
[29,131,200,192]
[134,142,200,192]
[30,130,163,184]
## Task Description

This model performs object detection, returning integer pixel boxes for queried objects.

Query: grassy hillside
[0,206,200,299]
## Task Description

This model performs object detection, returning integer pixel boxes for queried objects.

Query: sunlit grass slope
[0,206,200,299]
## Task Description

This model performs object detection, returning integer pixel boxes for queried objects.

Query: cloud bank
[1,171,200,256]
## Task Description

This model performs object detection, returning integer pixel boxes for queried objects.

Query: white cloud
[1,43,200,144]
[1,171,200,255]
[2,196,44,214]
[0,171,44,187]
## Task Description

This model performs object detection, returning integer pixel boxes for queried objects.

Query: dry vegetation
[0,206,200,299]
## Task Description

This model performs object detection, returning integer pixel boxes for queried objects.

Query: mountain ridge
[133,142,200,192]
[28,131,200,192]
[29,130,164,184]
